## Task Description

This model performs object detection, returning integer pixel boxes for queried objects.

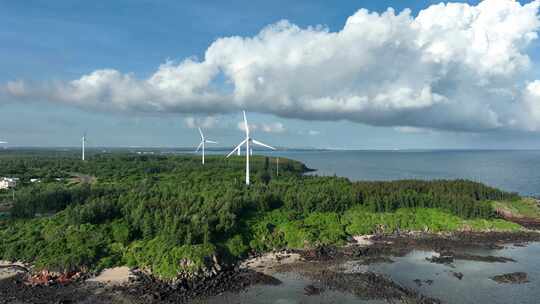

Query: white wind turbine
[227,111,276,185]
[196,127,217,165]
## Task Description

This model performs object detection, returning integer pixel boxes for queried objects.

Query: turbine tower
[81,133,87,161]
[196,127,217,165]
[227,111,276,185]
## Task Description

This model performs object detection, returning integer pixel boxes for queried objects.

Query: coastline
[2,153,540,303]
[2,230,539,303]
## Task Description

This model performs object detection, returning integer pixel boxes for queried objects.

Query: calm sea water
[370,243,540,304]
[263,150,540,196]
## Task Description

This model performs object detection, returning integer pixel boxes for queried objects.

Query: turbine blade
[205,140,218,144]
[198,127,204,140]
[0,141,7,144]
[226,139,247,158]
[252,139,276,150]
[243,110,249,136]
[196,141,203,152]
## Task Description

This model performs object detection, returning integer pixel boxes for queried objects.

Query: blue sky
[1,0,540,149]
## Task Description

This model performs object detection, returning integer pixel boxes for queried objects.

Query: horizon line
[3,146,540,152]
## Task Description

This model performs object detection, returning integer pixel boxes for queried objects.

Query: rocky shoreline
[1,231,539,304]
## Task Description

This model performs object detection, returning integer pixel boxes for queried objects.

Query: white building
[0,177,18,190]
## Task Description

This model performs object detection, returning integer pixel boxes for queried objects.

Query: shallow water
[204,272,385,304]
[370,242,540,304]
[207,242,540,304]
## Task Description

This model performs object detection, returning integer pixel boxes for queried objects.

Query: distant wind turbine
[196,127,217,165]
[81,133,87,161]
[227,111,276,185]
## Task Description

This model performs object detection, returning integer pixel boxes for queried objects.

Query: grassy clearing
[244,207,522,252]
[342,207,521,235]
[492,198,540,219]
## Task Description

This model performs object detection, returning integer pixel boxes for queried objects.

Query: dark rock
[356,256,394,265]
[451,272,464,280]
[453,253,515,263]
[303,284,321,296]
[114,267,282,303]
[491,272,529,284]
[426,254,454,264]
[427,251,515,265]
[308,270,441,303]
[302,245,340,261]
[413,279,434,287]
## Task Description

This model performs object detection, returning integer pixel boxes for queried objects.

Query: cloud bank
[2,0,540,132]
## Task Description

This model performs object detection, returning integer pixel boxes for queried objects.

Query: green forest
[0,150,523,279]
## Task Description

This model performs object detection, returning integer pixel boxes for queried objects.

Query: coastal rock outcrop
[491,272,529,284]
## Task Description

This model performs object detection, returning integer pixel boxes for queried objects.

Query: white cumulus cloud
[237,121,286,133]
[184,116,219,129]
[2,0,540,132]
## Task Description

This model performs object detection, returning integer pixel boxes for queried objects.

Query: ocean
[265,149,540,196]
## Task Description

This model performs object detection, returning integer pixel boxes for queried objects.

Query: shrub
[225,234,248,258]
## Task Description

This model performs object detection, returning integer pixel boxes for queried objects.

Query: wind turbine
[227,111,276,185]
[196,128,217,165]
[81,133,87,161]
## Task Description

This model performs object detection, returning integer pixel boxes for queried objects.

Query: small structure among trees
[0,177,18,190]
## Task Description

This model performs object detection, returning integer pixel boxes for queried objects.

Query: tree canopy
[0,151,521,279]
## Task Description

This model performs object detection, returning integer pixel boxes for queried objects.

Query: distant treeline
[353,179,517,218]
[267,177,517,219]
